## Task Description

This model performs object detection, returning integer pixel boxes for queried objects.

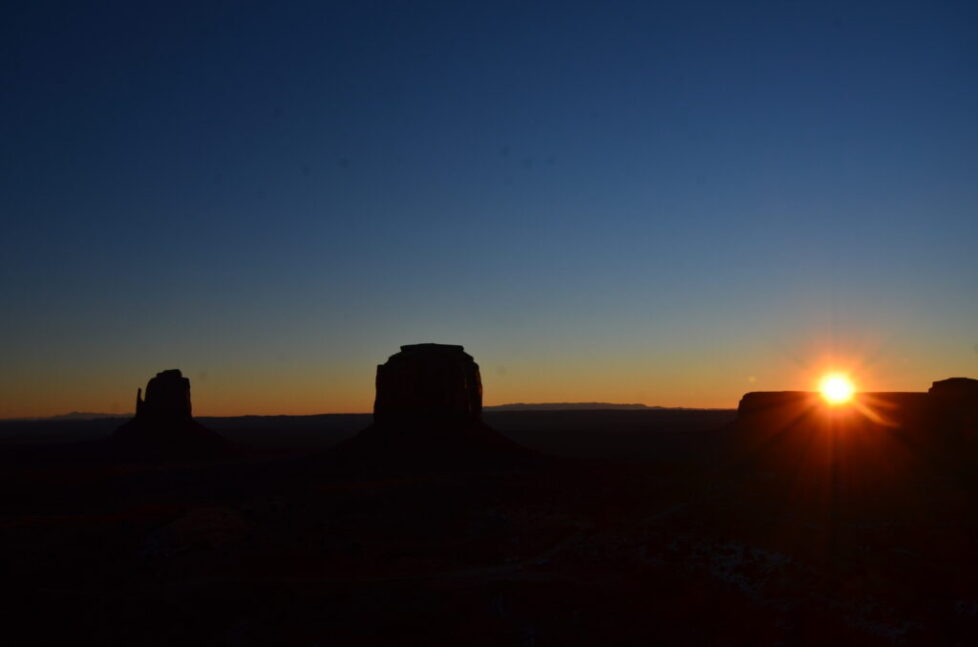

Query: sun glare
[819,373,855,405]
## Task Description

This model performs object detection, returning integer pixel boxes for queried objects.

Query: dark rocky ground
[2,408,977,645]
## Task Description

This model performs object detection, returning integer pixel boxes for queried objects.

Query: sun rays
[819,373,855,405]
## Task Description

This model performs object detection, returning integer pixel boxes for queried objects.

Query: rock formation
[337,344,530,466]
[727,380,978,483]
[135,369,193,421]
[112,369,226,460]
[928,377,978,430]
[736,378,978,433]
[736,391,821,419]
[928,377,978,399]
[374,344,482,424]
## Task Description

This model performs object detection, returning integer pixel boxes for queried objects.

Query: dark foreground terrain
[3,408,978,645]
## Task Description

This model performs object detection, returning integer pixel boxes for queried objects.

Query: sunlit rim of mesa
[819,373,855,405]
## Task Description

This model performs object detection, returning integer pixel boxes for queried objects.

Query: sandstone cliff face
[113,369,225,460]
[374,344,482,424]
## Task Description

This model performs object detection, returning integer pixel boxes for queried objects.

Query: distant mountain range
[485,403,664,411]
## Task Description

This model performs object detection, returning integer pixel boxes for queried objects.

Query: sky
[2,1,977,417]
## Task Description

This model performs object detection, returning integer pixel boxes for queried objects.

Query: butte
[333,344,532,468]
[111,369,227,460]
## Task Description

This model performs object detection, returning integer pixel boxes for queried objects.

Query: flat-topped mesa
[737,391,821,418]
[736,377,978,432]
[929,377,978,399]
[374,343,482,425]
[737,390,929,427]
[136,369,192,421]
[928,377,978,429]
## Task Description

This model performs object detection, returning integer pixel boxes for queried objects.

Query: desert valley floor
[3,408,978,645]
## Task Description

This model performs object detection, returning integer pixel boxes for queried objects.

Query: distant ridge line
[1,405,744,422]
[3,412,133,421]
[485,402,727,411]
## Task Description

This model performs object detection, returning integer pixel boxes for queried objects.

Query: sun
[819,373,855,405]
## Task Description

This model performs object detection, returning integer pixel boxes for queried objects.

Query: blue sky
[3,1,977,416]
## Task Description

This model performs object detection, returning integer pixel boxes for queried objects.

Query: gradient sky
[3,1,977,417]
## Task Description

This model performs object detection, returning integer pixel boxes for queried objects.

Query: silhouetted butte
[112,369,226,460]
[336,344,530,466]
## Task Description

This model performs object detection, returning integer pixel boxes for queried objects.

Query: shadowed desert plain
[2,346,977,646]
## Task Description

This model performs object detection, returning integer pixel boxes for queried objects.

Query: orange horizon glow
[2,341,968,420]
